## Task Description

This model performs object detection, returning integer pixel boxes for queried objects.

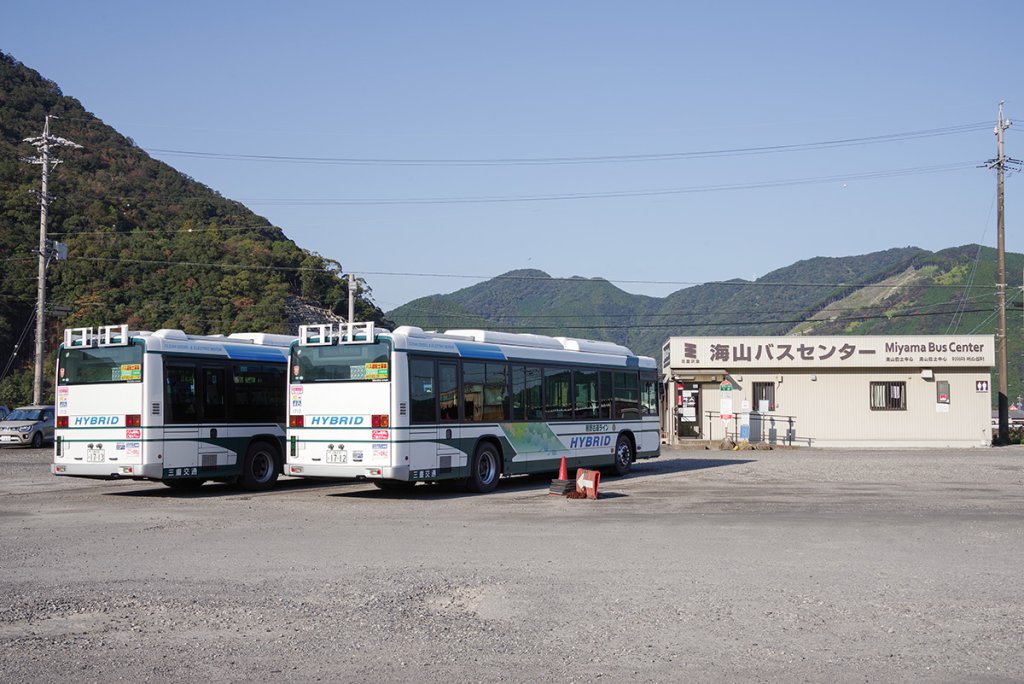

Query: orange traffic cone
[549,455,573,496]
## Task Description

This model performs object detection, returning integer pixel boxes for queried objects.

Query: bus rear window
[291,342,391,383]
[59,345,144,385]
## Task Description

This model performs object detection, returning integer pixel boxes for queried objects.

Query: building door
[676,382,701,438]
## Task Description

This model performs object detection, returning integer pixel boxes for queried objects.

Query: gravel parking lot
[1,445,1023,682]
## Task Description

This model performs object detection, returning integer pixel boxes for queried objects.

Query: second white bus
[285,322,660,492]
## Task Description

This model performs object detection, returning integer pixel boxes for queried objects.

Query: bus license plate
[326,448,347,464]
[87,448,104,462]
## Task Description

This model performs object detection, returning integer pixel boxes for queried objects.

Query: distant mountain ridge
[388,245,1024,402]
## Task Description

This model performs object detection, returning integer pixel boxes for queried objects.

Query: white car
[0,405,55,448]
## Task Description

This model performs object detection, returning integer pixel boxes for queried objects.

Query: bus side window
[409,358,436,423]
[165,364,198,424]
[526,366,542,420]
[439,362,460,421]
[203,367,227,422]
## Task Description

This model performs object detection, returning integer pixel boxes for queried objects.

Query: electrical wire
[63,256,999,291]
[145,122,992,167]
[0,308,37,383]
[947,191,997,333]
[236,161,981,206]
[49,224,281,237]
[398,306,997,332]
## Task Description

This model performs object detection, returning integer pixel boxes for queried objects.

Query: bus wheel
[466,442,501,493]
[611,434,633,476]
[239,441,279,491]
[163,478,205,490]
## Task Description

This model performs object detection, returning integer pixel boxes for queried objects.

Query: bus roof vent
[392,325,426,337]
[152,329,189,341]
[443,329,565,350]
[228,332,295,347]
[555,337,634,356]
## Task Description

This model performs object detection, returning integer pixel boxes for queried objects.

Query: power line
[63,256,1002,291]
[947,190,998,333]
[391,294,1000,321]
[15,292,1004,332]
[398,307,998,331]
[236,161,980,206]
[49,224,281,237]
[145,122,991,167]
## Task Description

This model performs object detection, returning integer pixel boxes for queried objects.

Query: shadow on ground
[101,456,756,500]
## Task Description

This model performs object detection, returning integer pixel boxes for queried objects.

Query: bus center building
[661,335,994,448]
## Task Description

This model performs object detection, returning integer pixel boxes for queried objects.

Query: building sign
[677,384,697,421]
[668,336,994,370]
[720,380,733,421]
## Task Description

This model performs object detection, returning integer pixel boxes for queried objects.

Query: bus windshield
[291,342,391,383]
[58,344,144,385]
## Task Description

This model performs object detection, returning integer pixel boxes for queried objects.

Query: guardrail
[703,411,797,446]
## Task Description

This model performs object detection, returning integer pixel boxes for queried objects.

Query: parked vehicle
[0,405,55,448]
[0,405,9,421]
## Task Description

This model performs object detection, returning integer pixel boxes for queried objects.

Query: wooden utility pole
[22,116,80,406]
[992,103,1016,444]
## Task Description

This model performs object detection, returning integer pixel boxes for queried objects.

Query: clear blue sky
[4,1,1022,312]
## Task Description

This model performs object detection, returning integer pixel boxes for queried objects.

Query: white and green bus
[286,322,660,492]
[52,324,293,491]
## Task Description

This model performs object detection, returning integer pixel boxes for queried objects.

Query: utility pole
[22,115,81,405]
[989,103,1020,444]
[348,273,356,338]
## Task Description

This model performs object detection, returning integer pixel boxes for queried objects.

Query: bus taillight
[372,414,389,428]
[289,415,304,428]
[56,416,68,429]
[126,415,142,427]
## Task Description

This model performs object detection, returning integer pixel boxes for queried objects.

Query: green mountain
[0,52,391,405]
[389,246,1024,404]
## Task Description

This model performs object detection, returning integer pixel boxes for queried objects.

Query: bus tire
[611,434,633,476]
[466,442,501,493]
[239,441,279,491]
[163,478,205,490]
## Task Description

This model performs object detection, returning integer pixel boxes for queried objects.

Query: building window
[870,381,906,411]
[753,382,775,412]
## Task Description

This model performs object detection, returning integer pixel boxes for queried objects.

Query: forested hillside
[389,246,1024,404]
[0,52,391,405]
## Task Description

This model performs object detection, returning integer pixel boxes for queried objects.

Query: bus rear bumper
[285,463,410,481]
[52,462,161,479]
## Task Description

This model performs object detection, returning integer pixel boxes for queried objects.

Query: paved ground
[1,445,1023,682]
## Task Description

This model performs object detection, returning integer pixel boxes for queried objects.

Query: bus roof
[62,325,293,363]
[385,325,657,370]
